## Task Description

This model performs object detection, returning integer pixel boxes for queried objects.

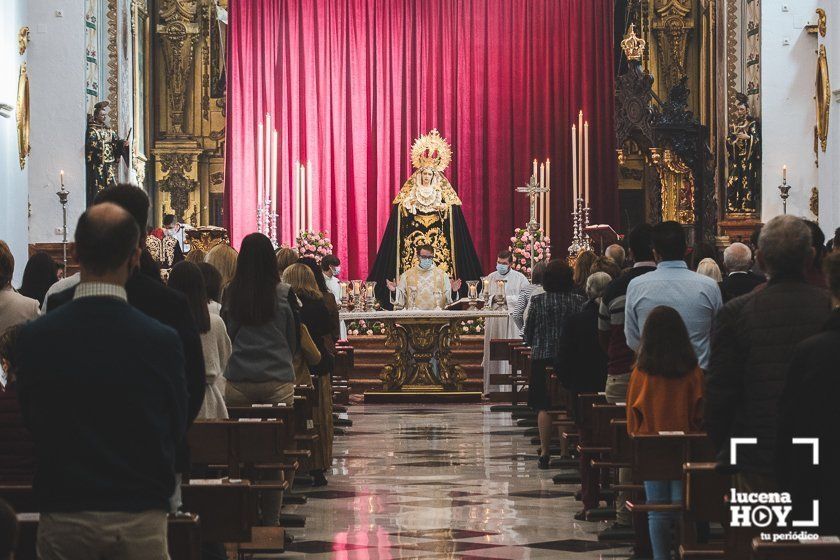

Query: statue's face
[95,105,109,124]
[736,103,748,120]
[420,168,434,186]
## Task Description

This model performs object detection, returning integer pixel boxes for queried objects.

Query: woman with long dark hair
[221,233,296,525]
[282,263,335,486]
[626,305,704,560]
[298,257,340,342]
[222,233,297,405]
[19,252,58,306]
[168,261,231,419]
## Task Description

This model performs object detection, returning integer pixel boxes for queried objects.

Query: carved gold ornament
[816,44,830,153]
[18,27,30,55]
[411,129,452,172]
[621,24,646,61]
[817,8,827,37]
[16,64,30,170]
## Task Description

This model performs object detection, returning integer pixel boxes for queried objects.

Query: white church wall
[0,0,29,285]
[26,0,87,244]
[761,0,821,225]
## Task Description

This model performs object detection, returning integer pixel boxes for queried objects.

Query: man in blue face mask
[482,249,531,394]
[386,245,462,310]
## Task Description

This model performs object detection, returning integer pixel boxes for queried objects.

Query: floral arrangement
[508,227,551,276]
[459,318,484,335]
[347,319,386,336]
[295,230,334,263]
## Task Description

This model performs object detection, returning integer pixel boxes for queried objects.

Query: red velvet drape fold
[225,0,617,278]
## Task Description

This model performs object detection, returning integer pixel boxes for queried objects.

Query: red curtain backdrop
[225,0,617,278]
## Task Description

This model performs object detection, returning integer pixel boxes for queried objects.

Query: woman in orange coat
[626,305,704,560]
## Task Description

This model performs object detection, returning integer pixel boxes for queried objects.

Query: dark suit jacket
[17,296,187,512]
[704,279,832,474]
[46,270,205,471]
[777,310,840,534]
[718,271,765,303]
[554,299,607,395]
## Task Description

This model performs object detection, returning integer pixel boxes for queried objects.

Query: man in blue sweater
[17,203,188,559]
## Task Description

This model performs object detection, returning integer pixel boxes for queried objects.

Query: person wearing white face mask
[321,254,347,339]
[163,214,191,254]
[386,245,462,310]
[482,250,530,393]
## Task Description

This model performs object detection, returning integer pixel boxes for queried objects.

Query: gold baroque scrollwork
[650,148,695,224]
[816,44,831,153]
[16,64,30,170]
[817,8,827,38]
[18,27,30,55]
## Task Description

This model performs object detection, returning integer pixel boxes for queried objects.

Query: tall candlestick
[571,125,578,205]
[539,162,546,227]
[265,115,271,217]
[306,161,313,230]
[584,121,590,207]
[257,122,264,227]
[270,130,278,222]
[545,159,551,238]
[578,110,583,204]
[293,162,300,236]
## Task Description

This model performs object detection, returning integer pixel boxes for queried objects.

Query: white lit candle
[257,122,264,220]
[545,159,551,238]
[578,110,583,204]
[270,130,278,220]
[306,161,313,230]
[60,170,64,187]
[533,159,538,182]
[584,121,590,207]
[783,165,787,181]
[265,114,271,216]
[571,125,578,206]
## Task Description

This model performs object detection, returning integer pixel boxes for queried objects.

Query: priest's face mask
[419,168,434,187]
[418,249,435,269]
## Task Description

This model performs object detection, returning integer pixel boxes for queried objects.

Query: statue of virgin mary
[368,129,483,308]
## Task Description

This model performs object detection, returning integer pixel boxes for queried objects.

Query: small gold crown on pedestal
[621,24,646,61]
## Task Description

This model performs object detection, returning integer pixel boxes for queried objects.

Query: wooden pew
[751,539,840,560]
[679,462,728,559]
[11,509,201,560]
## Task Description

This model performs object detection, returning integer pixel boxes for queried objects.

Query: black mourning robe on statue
[368,204,483,309]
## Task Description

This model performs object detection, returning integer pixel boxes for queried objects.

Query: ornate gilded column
[157,0,200,135]
[651,0,695,96]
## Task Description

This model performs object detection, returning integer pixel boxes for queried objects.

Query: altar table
[339,309,509,392]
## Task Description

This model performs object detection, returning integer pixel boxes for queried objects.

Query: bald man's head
[605,244,625,268]
[74,202,140,278]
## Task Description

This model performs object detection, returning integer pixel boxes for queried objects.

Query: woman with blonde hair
[275,247,299,277]
[696,257,723,282]
[281,263,335,486]
[205,243,238,295]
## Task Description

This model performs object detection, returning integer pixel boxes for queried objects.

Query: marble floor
[282,404,632,559]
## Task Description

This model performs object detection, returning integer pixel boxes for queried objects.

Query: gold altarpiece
[150,0,227,227]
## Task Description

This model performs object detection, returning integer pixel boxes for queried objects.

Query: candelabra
[567,198,592,260]
[257,198,278,247]
[55,176,69,273]
[778,178,792,215]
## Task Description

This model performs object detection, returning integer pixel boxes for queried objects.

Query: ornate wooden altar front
[339,310,509,393]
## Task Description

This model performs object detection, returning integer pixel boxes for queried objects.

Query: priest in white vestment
[386,245,462,310]
[322,255,347,339]
[482,250,530,393]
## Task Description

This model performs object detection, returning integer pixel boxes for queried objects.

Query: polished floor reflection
[283,404,632,559]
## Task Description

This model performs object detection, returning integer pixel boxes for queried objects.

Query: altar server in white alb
[482,250,530,393]
[321,254,347,339]
[386,245,462,310]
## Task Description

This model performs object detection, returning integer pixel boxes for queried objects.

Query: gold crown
[411,129,452,172]
[621,24,646,62]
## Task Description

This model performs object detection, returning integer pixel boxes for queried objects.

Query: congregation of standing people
[518,216,840,559]
[0,184,339,558]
